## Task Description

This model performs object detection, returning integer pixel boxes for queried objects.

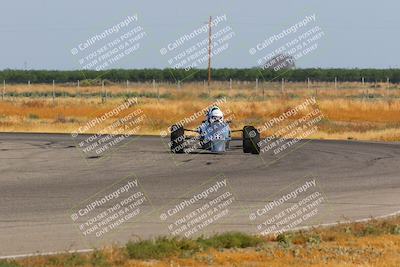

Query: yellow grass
[1,83,400,141]
[9,236,399,266]
[8,216,400,267]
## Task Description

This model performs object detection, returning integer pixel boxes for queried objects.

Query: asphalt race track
[0,133,399,257]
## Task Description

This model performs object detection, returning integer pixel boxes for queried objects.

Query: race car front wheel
[170,125,185,153]
[243,126,260,154]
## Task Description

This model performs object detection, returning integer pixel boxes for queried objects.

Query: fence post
[52,80,55,103]
[154,79,159,100]
[362,77,366,99]
[307,77,310,90]
[262,83,265,101]
[28,80,31,87]
[315,84,318,98]
[101,80,104,102]
[281,78,284,95]
[334,77,337,89]
[104,80,107,102]
[2,80,5,100]
[386,77,390,98]
[255,78,258,95]
[229,78,232,90]
[77,80,80,98]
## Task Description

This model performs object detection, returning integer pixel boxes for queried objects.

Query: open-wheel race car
[169,107,260,154]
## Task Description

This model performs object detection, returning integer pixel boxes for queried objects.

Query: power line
[207,16,212,88]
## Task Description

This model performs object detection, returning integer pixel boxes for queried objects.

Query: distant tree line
[0,68,399,83]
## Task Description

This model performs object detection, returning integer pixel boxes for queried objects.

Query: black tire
[170,125,185,153]
[243,126,260,154]
[242,126,252,153]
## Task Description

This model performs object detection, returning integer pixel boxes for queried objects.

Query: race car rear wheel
[170,125,185,153]
[243,126,260,154]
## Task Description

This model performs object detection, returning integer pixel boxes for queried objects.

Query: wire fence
[1,78,399,102]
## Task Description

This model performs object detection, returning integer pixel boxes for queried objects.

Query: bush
[79,79,102,86]
[391,225,400,235]
[214,93,227,99]
[90,250,110,267]
[198,92,209,99]
[360,225,384,236]
[277,233,292,248]
[306,235,321,246]
[28,113,39,120]
[197,232,262,249]
[63,253,86,266]
[233,93,247,99]
[126,237,184,259]
[0,260,20,267]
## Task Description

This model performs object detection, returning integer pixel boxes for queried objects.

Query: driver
[198,106,224,141]
[207,106,224,123]
[208,108,224,123]
[198,106,229,150]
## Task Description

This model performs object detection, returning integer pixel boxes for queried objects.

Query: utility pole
[207,16,212,88]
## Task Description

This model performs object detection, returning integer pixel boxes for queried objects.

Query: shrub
[28,113,39,120]
[126,237,184,259]
[125,233,262,260]
[0,260,21,267]
[197,232,262,249]
[277,233,292,248]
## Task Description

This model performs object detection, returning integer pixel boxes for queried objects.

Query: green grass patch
[126,232,262,260]
[197,232,263,249]
[126,237,196,259]
[28,113,40,119]
[0,260,21,267]
[198,92,210,99]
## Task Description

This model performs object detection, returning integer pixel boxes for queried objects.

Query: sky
[0,0,398,70]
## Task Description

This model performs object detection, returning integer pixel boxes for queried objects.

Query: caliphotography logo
[1,1,399,266]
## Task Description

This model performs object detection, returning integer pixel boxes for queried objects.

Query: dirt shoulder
[2,215,400,267]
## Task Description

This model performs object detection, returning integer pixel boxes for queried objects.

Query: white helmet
[209,109,224,123]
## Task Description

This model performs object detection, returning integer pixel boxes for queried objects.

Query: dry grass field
[0,81,399,141]
[3,215,400,267]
